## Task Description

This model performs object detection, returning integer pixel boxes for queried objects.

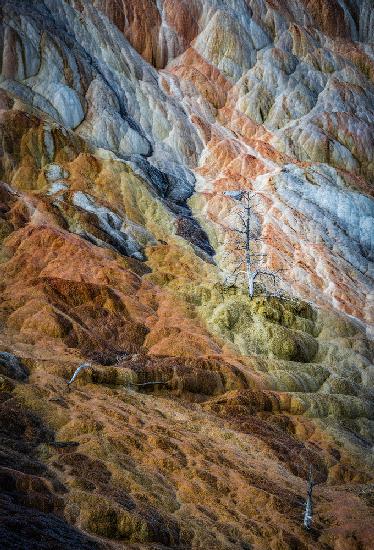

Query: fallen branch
[129,379,172,388]
[67,363,91,388]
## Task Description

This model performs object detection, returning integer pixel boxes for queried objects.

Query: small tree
[223,190,281,298]
[303,465,314,529]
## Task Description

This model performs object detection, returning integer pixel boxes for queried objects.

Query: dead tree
[303,465,314,529]
[223,190,281,298]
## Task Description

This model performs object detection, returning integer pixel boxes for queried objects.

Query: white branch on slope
[67,363,91,388]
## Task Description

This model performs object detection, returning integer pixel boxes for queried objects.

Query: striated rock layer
[0,1,373,548]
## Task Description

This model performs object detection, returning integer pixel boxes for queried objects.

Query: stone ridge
[0,1,373,548]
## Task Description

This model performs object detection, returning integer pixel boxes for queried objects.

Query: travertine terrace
[0,1,373,548]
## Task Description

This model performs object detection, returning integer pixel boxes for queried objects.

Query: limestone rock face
[0,1,374,548]
[3,0,372,330]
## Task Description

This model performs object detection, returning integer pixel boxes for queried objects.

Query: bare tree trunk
[245,250,254,298]
[247,272,254,298]
[246,267,258,298]
[304,465,314,529]
[245,203,255,299]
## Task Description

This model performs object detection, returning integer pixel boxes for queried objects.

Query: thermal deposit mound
[0,1,373,549]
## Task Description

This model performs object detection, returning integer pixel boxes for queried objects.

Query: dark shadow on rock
[0,352,29,381]
[0,393,104,549]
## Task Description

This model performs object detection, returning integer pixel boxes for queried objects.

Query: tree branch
[130,380,172,388]
[67,363,91,388]
[255,269,278,285]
